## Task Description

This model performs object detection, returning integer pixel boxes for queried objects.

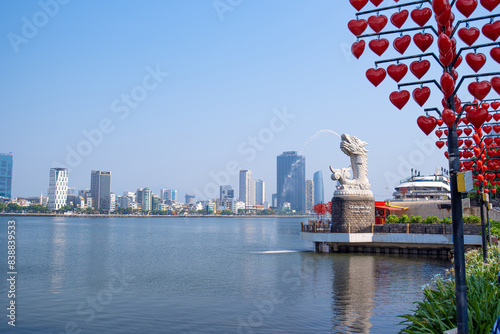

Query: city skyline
[3,1,489,202]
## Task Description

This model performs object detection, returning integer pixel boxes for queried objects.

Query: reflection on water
[0,217,449,333]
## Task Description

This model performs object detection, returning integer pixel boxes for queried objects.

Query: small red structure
[374,201,402,225]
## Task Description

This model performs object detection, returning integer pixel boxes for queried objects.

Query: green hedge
[385,215,489,226]
[399,245,500,333]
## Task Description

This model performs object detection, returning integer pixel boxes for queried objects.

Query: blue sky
[1,0,498,201]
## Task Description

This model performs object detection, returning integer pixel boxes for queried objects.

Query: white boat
[393,168,451,201]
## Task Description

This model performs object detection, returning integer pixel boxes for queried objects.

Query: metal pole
[479,185,488,263]
[487,203,491,245]
[448,105,469,334]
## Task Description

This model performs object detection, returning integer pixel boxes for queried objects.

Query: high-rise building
[305,179,314,212]
[220,185,234,200]
[90,170,111,211]
[277,151,305,212]
[110,193,116,213]
[185,193,195,204]
[48,168,68,211]
[313,170,324,205]
[254,179,265,205]
[272,193,277,208]
[152,194,160,211]
[0,153,13,200]
[136,188,152,211]
[239,170,253,207]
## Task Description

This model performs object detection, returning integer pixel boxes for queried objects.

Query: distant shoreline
[0,213,314,218]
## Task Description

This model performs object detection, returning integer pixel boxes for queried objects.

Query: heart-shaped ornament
[467,107,489,128]
[350,0,369,11]
[458,27,480,46]
[480,0,500,11]
[465,52,486,72]
[441,72,455,98]
[412,86,431,106]
[456,0,478,18]
[442,108,456,128]
[389,90,410,110]
[409,60,430,79]
[468,81,492,100]
[492,102,500,110]
[351,40,365,59]
[417,116,437,135]
[369,38,389,56]
[482,21,500,41]
[387,63,408,82]
[410,8,432,27]
[492,47,500,63]
[491,76,500,95]
[348,19,368,36]
[368,15,388,33]
[435,130,443,137]
[365,68,386,87]
[413,33,433,52]
[393,35,411,54]
[391,10,408,28]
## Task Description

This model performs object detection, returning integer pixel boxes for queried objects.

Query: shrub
[399,245,500,334]
[423,216,440,224]
[386,214,399,224]
[441,217,452,224]
[491,220,500,236]
[410,215,422,224]
[464,215,481,224]
[399,214,410,224]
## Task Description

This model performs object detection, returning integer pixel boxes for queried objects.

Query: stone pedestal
[331,195,375,233]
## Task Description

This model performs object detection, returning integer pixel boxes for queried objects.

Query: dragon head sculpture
[340,134,368,157]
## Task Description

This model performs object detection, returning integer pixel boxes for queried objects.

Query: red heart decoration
[438,33,452,56]
[454,55,463,68]
[485,137,494,146]
[436,4,452,26]
[391,10,408,28]
[370,0,383,6]
[467,107,489,128]
[410,60,430,79]
[483,125,493,134]
[465,52,486,72]
[348,19,368,36]
[445,151,449,159]
[433,0,448,15]
[459,139,464,147]
[492,76,500,94]
[473,133,481,145]
[410,8,432,27]
[492,102,500,110]
[441,72,455,98]
[435,129,443,137]
[412,86,431,106]
[389,90,410,110]
[468,81,492,100]
[492,189,497,194]
[387,63,408,82]
[456,0,478,17]
[350,0,369,11]
[440,52,454,66]
[482,21,500,41]
[458,27,480,46]
[417,116,437,135]
[365,68,386,87]
[368,15,388,33]
[351,40,365,59]
[413,33,433,52]
[465,139,473,146]
[442,108,456,128]
[487,114,493,123]
[437,119,443,126]
[481,0,500,11]
[492,47,500,64]
[393,35,411,54]
[457,129,463,136]
[462,117,470,125]
[369,38,389,56]
[493,125,500,133]
[465,128,473,136]
[436,141,445,148]
[445,129,449,136]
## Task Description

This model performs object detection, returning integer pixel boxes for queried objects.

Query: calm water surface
[0,217,450,333]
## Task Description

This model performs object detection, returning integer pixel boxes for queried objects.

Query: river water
[0,216,450,333]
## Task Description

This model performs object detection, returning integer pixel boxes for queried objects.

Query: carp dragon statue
[329,134,372,196]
